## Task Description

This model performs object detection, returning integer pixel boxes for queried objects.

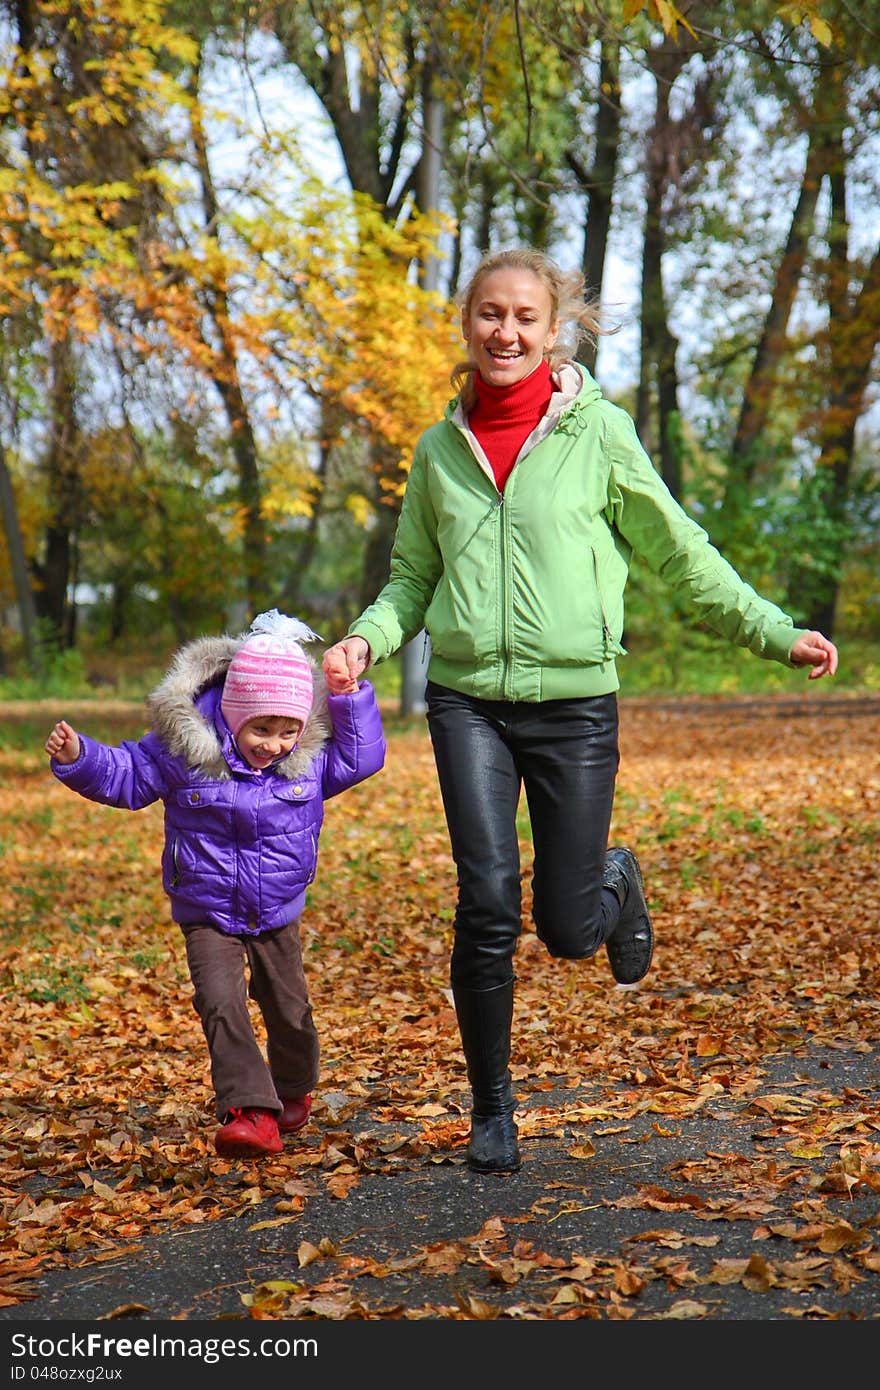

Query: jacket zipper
[499,494,514,697]
[458,421,513,692]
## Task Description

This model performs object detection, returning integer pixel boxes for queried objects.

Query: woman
[322,247,838,1175]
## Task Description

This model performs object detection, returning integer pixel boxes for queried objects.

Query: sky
[203,38,878,434]
[203,48,643,398]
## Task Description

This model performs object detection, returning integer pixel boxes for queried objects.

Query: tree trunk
[0,445,42,672]
[274,14,414,211]
[34,332,79,644]
[567,35,622,376]
[359,468,400,611]
[637,43,687,497]
[109,579,130,644]
[399,58,444,716]
[793,236,880,634]
[281,401,337,615]
[189,54,268,614]
[725,131,828,509]
[782,61,880,635]
[272,9,426,676]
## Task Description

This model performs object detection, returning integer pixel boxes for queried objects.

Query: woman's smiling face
[462,267,560,388]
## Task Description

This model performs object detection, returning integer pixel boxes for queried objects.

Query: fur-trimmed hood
[146,632,332,781]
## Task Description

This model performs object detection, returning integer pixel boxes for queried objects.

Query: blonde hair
[452,247,603,408]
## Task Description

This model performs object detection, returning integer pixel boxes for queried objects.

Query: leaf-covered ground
[1,694,878,1319]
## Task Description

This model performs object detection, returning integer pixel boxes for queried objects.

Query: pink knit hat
[220,611,320,739]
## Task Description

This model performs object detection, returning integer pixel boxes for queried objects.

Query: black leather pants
[426,682,621,992]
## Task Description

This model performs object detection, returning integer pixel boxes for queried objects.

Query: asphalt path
[1,1048,877,1326]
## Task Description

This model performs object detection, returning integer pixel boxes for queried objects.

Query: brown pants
[181,920,320,1121]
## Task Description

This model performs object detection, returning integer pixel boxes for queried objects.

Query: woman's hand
[322,636,371,694]
[789,631,838,680]
[45,719,81,764]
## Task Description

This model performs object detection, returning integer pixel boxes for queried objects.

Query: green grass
[1,628,876,759]
[615,630,879,696]
[0,707,149,753]
[321,630,880,702]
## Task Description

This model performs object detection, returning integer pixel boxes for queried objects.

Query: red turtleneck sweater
[469,361,554,492]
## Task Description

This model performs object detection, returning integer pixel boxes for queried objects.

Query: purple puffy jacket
[51,633,386,936]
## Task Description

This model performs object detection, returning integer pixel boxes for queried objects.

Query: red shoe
[278,1094,312,1135]
[215,1107,282,1158]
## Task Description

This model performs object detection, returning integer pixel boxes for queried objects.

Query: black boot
[603,846,654,984]
[453,979,521,1174]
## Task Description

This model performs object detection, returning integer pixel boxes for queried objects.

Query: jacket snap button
[190,792,200,803]
[293,785,302,794]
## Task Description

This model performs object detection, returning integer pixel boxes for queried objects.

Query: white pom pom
[248,609,322,644]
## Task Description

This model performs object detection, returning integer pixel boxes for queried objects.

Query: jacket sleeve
[51,731,167,810]
[602,406,806,665]
[320,681,386,799]
[348,441,443,663]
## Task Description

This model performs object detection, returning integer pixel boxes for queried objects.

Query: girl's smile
[236,715,302,770]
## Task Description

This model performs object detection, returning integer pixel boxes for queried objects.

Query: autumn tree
[704,4,880,633]
[0,0,197,656]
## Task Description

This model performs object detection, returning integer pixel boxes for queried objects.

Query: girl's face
[462,267,560,388]
[236,714,302,770]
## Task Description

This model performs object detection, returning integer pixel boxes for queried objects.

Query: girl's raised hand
[45,719,81,765]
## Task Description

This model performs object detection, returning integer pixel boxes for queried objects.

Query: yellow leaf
[661,1299,709,1319]
[568,1141,597,1160]
[455,1292,499,1319]
[551,1284,582,1304]
[244,1280,301,1298]
[297,1240,322,1267]
[816,1222,861,1253]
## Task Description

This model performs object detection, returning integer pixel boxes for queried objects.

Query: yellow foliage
[0,0,462,511]
[345,493,373,528]
[0,0,195,340]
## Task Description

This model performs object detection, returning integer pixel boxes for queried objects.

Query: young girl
[46,610,385,1159]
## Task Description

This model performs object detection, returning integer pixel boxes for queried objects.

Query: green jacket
[351,364,805,702]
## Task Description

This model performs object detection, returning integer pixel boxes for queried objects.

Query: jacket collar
[447,363,601,482]
[449,361,600,430]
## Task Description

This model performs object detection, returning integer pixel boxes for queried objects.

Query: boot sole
[215,1141,283,1158]
[606,846,654,985]
[214,1145,279,1156]
[467,1155,522,1174]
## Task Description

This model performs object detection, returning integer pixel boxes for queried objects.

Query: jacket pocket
[173,784,226,808]
[168,837,180,888]
[269,774,319,805]
[591,546,627,658]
